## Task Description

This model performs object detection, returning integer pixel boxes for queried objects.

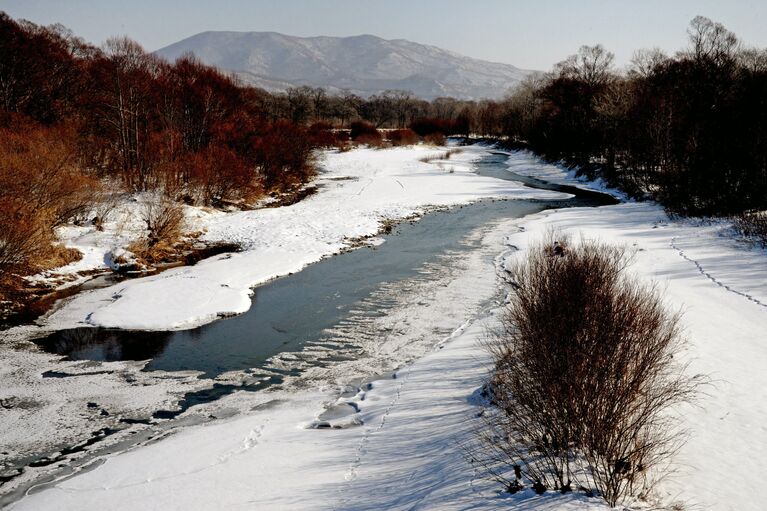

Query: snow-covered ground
[9,196,614,511]
[500,149,626,199]
[0,143,566,502]
[41,144,568,331]
[5,146,766,510]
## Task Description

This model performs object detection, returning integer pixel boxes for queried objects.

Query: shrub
[140,195,184,247]
[253,120,316,191]
[186,145,258,206]
[354,133,384,147]
[0,125,95,278]
[423,133,446,146]
[0,200,53,276]
[386,128,419,146]
[307,121,339,148]
[349,121,381,142]
[733,211,767,247]
[478,232,698,506]
[409,117,455,137]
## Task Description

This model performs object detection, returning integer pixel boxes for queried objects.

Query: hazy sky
[3,0,766,70]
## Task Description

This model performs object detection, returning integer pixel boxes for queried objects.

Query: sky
[3,0,767,70]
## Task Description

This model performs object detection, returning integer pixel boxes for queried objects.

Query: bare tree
[629,48,668,78]
[286,85,313,124]
[310,87,327,122]
[556,44,615,88]
[686,16,739,66]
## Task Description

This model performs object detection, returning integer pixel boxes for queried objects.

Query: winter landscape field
[1,2,766,510]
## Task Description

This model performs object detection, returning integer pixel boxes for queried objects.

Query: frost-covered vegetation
[733,211,767,247]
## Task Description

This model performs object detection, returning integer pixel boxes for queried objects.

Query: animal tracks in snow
[671,236,767,310]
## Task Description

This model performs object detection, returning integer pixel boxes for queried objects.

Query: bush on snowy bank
[476,232,699,507]
[0,125,92,281]
[733,211,767,248]
[349,121,384,147]
[125,195,185,266]
[386,128,419,146]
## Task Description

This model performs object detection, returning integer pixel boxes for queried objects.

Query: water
[34,153,616,379]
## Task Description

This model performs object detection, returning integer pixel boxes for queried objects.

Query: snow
[10,209,612,511]
[499,149,627,199]
[42,144,569,331]
[23,199,147,289]
[6,147,767,510]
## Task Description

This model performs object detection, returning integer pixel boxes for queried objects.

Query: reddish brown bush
[307,121,339,148]
[0,125,96,276]
[253,120,316,190]
[423,133,447,146]
[185,145,258,205]
[0,199,53,276]
[349,121,381,142]
[409,117,456,137]
[386,128,419,146]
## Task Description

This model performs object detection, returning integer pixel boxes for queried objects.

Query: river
[1,150,616,504]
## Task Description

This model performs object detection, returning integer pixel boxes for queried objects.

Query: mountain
[155,31,532,100]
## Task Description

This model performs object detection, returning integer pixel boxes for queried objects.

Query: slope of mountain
[155,31,531,99]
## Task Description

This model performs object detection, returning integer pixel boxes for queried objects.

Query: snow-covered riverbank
[4,146,765,510]
[42,144,568,332]
[12,194,767,509]
[0,143,569,502]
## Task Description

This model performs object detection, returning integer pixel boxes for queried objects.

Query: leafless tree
[686,16,739,66]
[556,44,616,88]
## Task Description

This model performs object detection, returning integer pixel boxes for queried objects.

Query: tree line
[0,11,507,287]
[3,12,765,295]
[0,12,325,286]
[500,17,767,216]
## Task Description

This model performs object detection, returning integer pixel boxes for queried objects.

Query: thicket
[386,128,419,146]
[476,233,699,506]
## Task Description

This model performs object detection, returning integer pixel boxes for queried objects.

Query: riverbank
[0,144,572,502]
[39,143,569,332]
[10,173,767,510]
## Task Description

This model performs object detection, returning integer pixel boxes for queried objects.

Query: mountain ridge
[155,31,532,99]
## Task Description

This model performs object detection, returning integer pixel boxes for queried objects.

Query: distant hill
[155,31,532,100]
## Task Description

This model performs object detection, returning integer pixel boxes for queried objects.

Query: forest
[2,13,766,299]
[502,17,767,217]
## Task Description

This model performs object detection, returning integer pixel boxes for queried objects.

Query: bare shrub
[354,133,385,147]
[733,211,767,247]
[0,125,96,278]
[386,128,419,146]
[307,121,339,148]
[423,133,447,146]
[419,149,463,164]
[140,195,184,247]
[186,145,259,206]
[92,190,121,231]
[479,231,698,506]
[349,121,380,141]
[0,200,53,276]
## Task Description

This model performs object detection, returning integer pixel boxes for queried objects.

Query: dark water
[35,152,616,378]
